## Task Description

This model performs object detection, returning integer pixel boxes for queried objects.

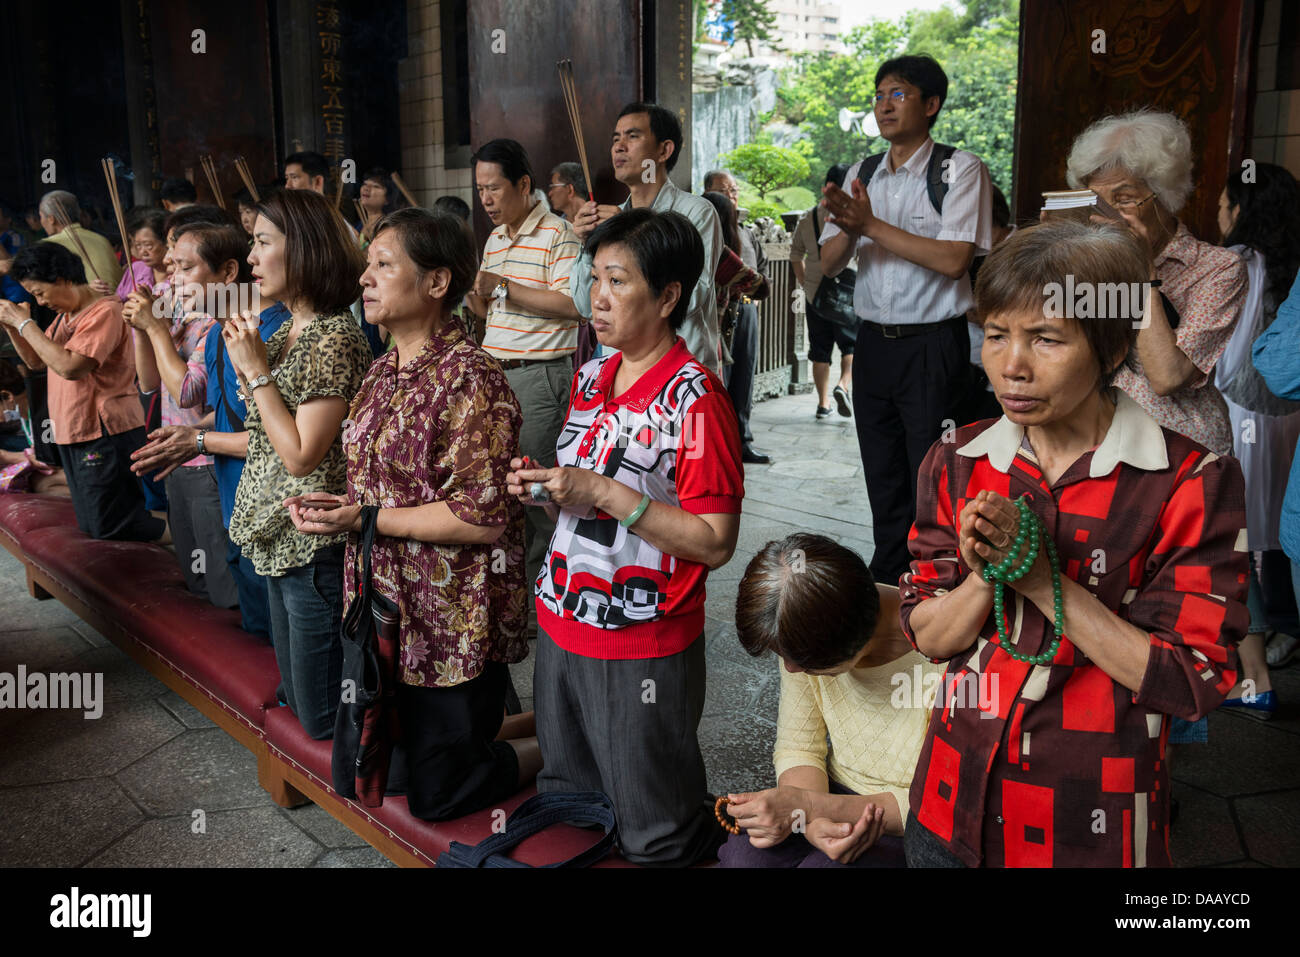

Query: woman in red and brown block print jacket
[899,222,1248,867]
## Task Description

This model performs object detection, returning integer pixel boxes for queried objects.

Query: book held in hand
[1040,189,1124,223]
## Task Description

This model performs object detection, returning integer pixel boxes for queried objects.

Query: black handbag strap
[355,503,381,594]
[436,791,617,868]
[214,334,247,433]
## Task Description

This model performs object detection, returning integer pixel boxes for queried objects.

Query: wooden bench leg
[26,567,52,600]
[258,750,310,808]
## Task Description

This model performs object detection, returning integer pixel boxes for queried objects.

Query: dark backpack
[856,143,958,214]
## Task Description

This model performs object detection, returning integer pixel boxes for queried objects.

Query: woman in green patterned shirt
[225,189,372,739]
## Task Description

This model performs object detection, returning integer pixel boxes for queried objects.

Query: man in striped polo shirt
[467,138,583,602]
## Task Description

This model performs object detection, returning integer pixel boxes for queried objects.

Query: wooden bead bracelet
[714,795,741,835]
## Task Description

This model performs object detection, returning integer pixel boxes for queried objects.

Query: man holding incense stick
[569,103,724,376]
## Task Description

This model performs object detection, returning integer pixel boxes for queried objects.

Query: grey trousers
[165,465,239,608]
[534,626,720,866]
[503,357,571,599]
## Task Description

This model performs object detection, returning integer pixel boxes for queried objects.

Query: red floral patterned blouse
[899,392,1248,867]
[343,323,528,688]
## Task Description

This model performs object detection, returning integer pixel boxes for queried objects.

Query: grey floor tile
[0,626,96,670]
[70,644,169,703]
[0,697,182,786]
[86,807,321,867]
[1168,782,1243,866]
[1235,789,1300,867]
[155,690,216,730]
[313,847,395,868]
[0,777,145,867]
[114,727,274,816]
[1174,712,1300,797]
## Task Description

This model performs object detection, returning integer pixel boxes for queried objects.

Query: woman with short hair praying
[902,221,1248,867]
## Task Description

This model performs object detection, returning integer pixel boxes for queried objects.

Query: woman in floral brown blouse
[224,189,372,740]
[287,207,539,820]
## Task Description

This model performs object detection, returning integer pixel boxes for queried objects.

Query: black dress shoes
[742,445,772,465]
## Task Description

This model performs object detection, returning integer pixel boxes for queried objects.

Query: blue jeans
[266,544,345,740]
[226,537,271,640]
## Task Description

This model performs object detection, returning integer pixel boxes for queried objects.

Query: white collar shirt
[820,137,993,326]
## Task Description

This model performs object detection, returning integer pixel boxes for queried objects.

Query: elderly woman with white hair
[1065,108,1246,460]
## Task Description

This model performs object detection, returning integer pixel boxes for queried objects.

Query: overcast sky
[839,0,954,29]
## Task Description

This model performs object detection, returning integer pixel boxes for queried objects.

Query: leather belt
[862,315,965,339]
[496,355,571,371]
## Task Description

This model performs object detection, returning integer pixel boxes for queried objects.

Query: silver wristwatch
[196,429,207,456]
[246,373,273,394]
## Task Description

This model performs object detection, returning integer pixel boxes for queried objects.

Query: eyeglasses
[873,90,909,104]
[1110,193,1158,211]
[546,182,570,193]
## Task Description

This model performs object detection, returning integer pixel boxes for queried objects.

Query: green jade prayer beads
[982,495,1064,665]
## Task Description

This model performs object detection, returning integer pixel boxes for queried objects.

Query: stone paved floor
[1,391,1297,866]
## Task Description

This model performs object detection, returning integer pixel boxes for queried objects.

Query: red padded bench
[0,494,626,867]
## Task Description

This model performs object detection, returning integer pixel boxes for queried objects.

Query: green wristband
[620,493,651,528]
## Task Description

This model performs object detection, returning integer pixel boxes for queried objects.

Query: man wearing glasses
[818,54,993,584]
[547,163,588,222]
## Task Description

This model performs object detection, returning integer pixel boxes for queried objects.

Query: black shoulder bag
[332,505,402,807]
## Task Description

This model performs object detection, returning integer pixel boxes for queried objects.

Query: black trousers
[852,317,969,583]
[725,302,759,445]
[57,426,166,542]
[391,661,520,822]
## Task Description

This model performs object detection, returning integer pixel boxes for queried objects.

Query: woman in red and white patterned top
[508,208,744,866]
[902,222,1248,867]
[1065,108,1247,458]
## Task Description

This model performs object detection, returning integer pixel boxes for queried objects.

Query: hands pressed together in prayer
[725,786,887,864]
[285,492,362,535]
[89,278,114,297]
[130,425,199,480]
[222,311,271,382]
[121,288,164,332]
[958,489,1052,596]
[820,178,876,238]
[0,299,32,331]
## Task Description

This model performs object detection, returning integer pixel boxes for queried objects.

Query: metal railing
[751,244,810,399]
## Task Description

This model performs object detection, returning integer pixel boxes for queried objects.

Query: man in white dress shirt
[819,55,993,582]
[569,103,724,376]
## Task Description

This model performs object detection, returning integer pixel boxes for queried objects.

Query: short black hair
[126,207,167,242]
[875,54,948,128]
[617,102,683,172]
[433,195,471,222]
[826,163,850,187]
[11,241,86,284]
[284,151,329,180]
[551,162,587,199]
[164,204,235,238]
[471,138,535,193]
[372,207,479,310]
[160,177,198,204]
[585,208,703,332]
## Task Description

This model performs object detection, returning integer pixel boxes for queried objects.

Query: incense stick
[332,170,344,211]
[234,156,260,203]
[50,204,103,283]
[199,155,225,210]
[101,158,137,292]
[390,172,418,208]
[556,59,595,201]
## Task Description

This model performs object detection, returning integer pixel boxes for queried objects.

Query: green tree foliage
[718,143,811,200]
[771,1,1018,202]
[721,0,780,58]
